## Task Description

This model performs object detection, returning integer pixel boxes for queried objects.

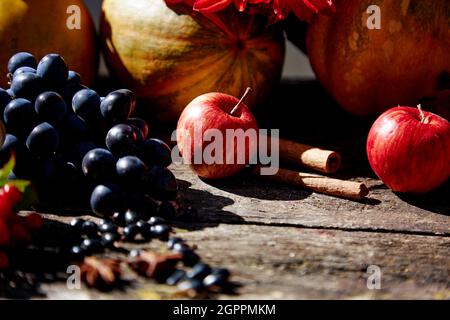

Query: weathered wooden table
[5,80,450,299]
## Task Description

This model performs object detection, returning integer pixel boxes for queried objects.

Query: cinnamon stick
[276,138,342,174]
[253,166,369,200]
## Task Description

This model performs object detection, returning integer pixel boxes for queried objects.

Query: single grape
[10,72,43,101]
[112,211,126,226]
[7,52,37,74]
[203,274,227,288]
[82,148,116,182]
[167,237,184,250]
[61,83,87,108]
[116,156,147,185]
[150,224,171,240]
[211,268,231,280]
[177,248,200,267]
[90,184,125,217]
[136,220,152,239]
[26,122,60,155]
[35,91,67,125]
[138,138,172,167]
[0,134,20,167]
[69,246,86,261]
[145,166,178,200]
[81,238,104,254]
[80,220,98,237]
[105,124,138,157]
[72,88,101,122]
[166,269,187,286]
[13,66,36,78]
[125,118,149,140]
[123,224,139,242]
[70,218,85,232]
[0,88,12,121]
[67,70,81,85]
[100,89,135,124]
[101,232,119,248]
[1,135,36,179]
[99,221,118,234]
[116,89,136,113]
[148,216,166,226]
[124,209,141,225]
[36,54,68,88]
[3,98,38,137]
[186,263,211,280]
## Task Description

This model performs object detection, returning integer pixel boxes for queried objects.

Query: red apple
[177,88,259,179]
[367,106,450,194]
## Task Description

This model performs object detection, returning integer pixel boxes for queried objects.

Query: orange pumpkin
[306,0,450,116]
[100,0,285,123]
[0,0,97,88]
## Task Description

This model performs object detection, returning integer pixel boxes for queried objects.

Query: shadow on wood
[396,181,450,216]
[200,169,312,201]
[177,179,246,226]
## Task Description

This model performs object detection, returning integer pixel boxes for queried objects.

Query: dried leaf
[80,257,122,289]
[128,250,183,282]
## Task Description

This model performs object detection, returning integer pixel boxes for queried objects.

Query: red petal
[193,0,233,13]
[234,0,248,12]
[164,0,195,5]
[272,0,290,19]
[288,0,334,21]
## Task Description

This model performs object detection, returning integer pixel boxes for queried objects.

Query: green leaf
[0,155,15,186]
[7,179,30,193]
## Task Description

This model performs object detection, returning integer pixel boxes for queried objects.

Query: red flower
[194,0,233,12]
[166,0,334,21]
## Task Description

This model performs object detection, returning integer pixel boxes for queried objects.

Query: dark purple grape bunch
[0,52,178,214]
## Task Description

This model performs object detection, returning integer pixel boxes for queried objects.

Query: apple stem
[417,104,428,123]
[230,87,252,116]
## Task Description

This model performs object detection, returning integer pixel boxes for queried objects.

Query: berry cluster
[69,216,232,294]
[69,215,174,259]
[0,184,43,270]
[0,52,178,215]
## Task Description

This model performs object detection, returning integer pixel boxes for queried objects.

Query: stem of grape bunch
[230,87,252,116]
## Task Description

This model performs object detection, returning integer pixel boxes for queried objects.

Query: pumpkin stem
[230,87,252,116]
[417,104,429,124]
